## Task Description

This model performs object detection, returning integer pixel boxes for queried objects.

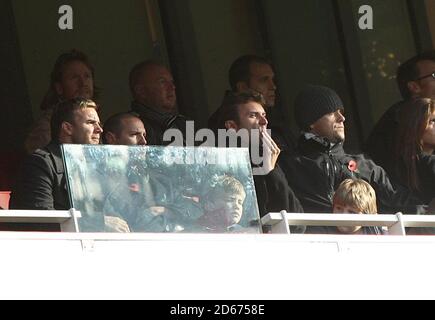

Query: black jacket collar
[297,133,346,157]
[131,101,177,129]
[45,141,65,174]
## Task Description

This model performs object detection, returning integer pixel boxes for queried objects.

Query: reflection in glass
[62,145,261,234]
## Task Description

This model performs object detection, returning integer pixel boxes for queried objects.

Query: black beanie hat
[294,85,343,130]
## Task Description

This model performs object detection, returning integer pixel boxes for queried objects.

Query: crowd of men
[7,49,435,234]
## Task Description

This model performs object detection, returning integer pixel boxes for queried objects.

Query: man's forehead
[249,62,274,77]
[144,65,173,80]
[416,59,435,73]
[121,117,145,131]
[238,101,266,113]
[74,107,98,118]
[62,60,91,74]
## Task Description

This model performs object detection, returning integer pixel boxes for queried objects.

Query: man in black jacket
[10,97,129,232]
[214,91,304,232]
[129,60,189,146]
[365,50,435,173]
[279,85,432,233]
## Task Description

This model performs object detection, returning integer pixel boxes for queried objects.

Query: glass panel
[62,145,261,234]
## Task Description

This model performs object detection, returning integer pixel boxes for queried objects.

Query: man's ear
[236,81,249,92]
[225,120,238,130]
[61,121,73,136]
[104,132,117,144]
[407,81,421,95]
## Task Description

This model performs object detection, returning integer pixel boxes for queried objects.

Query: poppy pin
[348,160,358,172]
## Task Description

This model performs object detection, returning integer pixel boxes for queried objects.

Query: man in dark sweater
[365,50,435,173]
[279,85,433,233]
[129,60,189,146]
[214,91,304,233]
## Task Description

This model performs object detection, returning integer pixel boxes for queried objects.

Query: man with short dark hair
[11,97,129,232]
[103,112,147,145]
[12,97,102,211]
[129,60,189,146]
[279,85,432,233]
[365,50,435,172]
[209,54,296,154]
[216,91,304,227]
[102,112,203,232]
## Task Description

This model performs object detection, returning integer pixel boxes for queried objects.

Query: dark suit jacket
[10,141,69,211]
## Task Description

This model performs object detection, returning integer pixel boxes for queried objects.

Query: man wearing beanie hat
[279,85,434,234]
[294,85,345,143]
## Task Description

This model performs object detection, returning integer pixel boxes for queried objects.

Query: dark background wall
[0,0,434,188]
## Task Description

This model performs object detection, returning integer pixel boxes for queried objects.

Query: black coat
[131,101,189,146]
[390,153,435,204]
[364,100,404,173]
[7,142,67,231]
[253,164,304,217]
[253,164,305,233]
[10,141,69,211]
[279,134,427,216]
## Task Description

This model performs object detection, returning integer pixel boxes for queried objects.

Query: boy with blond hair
[332,179,385,235]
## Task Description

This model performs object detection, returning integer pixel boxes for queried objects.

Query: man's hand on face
[104,216,131,233]
[260,128,281,175]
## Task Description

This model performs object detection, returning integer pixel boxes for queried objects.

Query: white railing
[2,209,435,236]
[0,209,81,232]
[261,211,435,235]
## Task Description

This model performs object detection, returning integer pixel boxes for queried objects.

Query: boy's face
[211,192,246,227]
[333,203,363,234]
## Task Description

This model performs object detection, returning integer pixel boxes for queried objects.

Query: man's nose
[138,134,147,145]
[259,115,268,126]
[95,123,103,133]
[269,79,277,90]
[167,80,176,91]
[336,110,345,122]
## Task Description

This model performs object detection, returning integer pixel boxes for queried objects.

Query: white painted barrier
[0,210,435,299]
[0,232,434,299]
[0,209,81,232]
[261,211,435,235]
